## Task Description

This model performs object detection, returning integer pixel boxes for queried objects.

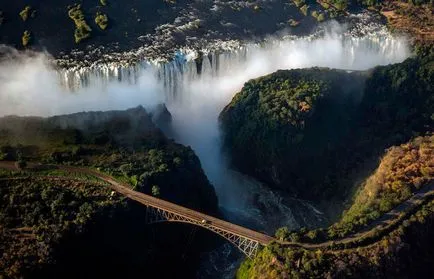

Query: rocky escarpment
[220,50,433,202]
[236,135,434,278]
[0,106,218,212]
[231,48,433,279]
[220,68,366,200]
[0,106,219,278]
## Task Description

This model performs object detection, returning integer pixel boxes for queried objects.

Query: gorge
[0,18,413,277]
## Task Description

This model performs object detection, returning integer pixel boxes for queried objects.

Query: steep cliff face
[236,135,434,279]
[0,106,218,212]
[220,68,366,200]
[220,52,433,202]
[0,106,219,278]
[224,49,433,278]
[237,202,434,278]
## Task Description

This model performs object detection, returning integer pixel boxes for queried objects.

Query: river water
[0,15,410,278]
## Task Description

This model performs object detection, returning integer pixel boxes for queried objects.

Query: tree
[16,159,27,170]
[22,30,31,47]
[95,12,108,30]
[152,185,160,197]
[19,6,31,21]
[290,232,301,242]
[276,227,290,241]
[119,164,132,176]
[306,230,318,241]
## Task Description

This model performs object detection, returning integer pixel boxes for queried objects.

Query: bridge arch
[145,206,261,258]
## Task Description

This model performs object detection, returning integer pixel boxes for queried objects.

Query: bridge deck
[61,166,275,245]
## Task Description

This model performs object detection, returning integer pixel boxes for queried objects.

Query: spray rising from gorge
[0,24,409,232]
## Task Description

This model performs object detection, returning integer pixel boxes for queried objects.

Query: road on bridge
[0,161,274,246]
[1,161,433,251]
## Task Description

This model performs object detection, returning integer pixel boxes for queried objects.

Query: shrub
[17,159,27,169]
[276,227,290,241]
[312,11,325,22]
[152,185,161,197]
[288,19,299,27]
[22,30,31,47]
[100,0,108,6]
[293,0,305,8]
[95,12,108,30]
[289,232,301,242]
[68,4,92,43]
[19,6,31,21]
[300,5,309,16]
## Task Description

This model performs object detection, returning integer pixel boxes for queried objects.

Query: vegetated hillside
[238,201,434,278]
[275,135,433,242]
[237,135,434,278]
[0,176,123,278]
[0,106,219,278]
[220,49,433,202]
[0,106,218,212]
[329,135,433,238]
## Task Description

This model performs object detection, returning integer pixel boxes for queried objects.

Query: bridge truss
[145,206,260,258]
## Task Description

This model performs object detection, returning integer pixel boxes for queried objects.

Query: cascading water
[53,25,409,228]
[0,19,410,279]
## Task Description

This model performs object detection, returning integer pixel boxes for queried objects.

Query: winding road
[1,161,433,252]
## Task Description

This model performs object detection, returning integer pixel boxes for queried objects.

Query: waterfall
[51,29,410,232]
[57,30,408,103]
[0,19,412,277]
[1,22,410,230]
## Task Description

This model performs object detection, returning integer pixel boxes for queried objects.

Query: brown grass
[381,1,434,45]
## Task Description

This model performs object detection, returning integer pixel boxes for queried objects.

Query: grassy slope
[231,48,433,277]
[329,135,433,237]
[221,50,433,202]
[237,135,434,278]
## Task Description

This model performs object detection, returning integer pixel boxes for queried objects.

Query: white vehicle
[201,219,210,224]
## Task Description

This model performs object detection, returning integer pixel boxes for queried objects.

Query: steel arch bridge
[144,206,265,258]
[60,166,275,259]
[0,162,275,259]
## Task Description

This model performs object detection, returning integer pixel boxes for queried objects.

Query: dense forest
[0,176,123,278]
[225,46,433,278]
[273,135,433,242]
[236,134,433,278]
[220,49,433,202]
[238,199,434,278]
[0,106,219,278]
[0,106,218,212]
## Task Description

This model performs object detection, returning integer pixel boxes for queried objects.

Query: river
[0,14,410,278]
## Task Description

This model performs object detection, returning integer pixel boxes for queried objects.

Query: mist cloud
[0,25,410,220]
[0,48,164,117]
